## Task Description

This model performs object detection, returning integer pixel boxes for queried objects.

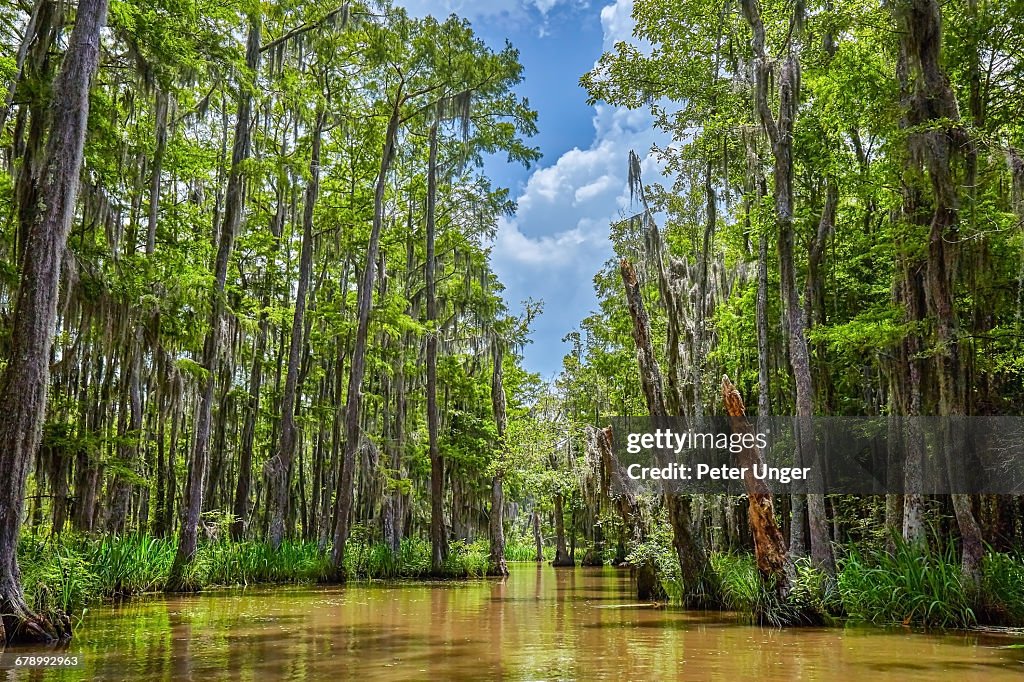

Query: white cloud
[574,174,613,203]
[491,106,665,271]
[599,0,634,47]
[488,0,670,376]
[400,0,578,20]
[492,0,657,272]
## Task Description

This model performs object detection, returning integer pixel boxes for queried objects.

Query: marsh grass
[504,540,554,562]
[699,541,1024,629]
[837,541,976,628]
[18,532,555,616]
[978,551,1024,625]
[21,533,1023,629]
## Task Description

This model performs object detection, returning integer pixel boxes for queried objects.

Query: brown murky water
[3,564,1023,680]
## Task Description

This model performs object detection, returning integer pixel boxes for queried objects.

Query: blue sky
[401,0,667,379]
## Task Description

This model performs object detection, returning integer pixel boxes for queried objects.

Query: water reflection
[2,564,1022,680]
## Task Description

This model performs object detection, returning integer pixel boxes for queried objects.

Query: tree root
[1,593,72,644]
[752,583,827,628]
[486,559,509,578]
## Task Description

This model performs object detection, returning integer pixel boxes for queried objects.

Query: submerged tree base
[750,587,828,628]
[635,560,667,602]
[0,589,72,644]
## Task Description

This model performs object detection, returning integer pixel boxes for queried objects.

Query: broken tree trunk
[721,376,794,600]
[619,258,719,607]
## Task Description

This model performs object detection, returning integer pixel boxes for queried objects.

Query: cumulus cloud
[599,0,635,47]
[400,0,581,20]
[487,0,671,376]
[490,100,666,300]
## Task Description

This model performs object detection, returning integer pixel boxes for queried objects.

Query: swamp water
[3,564,1023,680]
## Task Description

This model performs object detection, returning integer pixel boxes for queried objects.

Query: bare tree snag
[721,376,794,599]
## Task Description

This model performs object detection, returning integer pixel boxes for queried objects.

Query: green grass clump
[504,541,549,562]
[710,552,760,612]
[19,532,512,617]
[837,541,975,628]
[201,540,330,585]
[90,534,176,595]
[19,536,100,616]
[979,551,1024,625]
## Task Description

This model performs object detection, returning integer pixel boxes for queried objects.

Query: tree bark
[532,509,543,562]
[146,89,169,256]
[267,111,322,550]
[168,16,260,590]
[721,376,794,599]
[488,340,509,576]
[552,493,574,567]
[894,0,984,581]
[425,119,446,574]
[0,0,108,643]
[331,85,404,578]
[619,258,719,606]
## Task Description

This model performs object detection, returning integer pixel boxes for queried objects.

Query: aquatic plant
[837,541,975,628]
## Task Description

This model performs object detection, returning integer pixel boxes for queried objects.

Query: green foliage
[624,518,682,601]
[838,542,976,628]
[979,551,1024,625]
[710,552,761,612]
[18,533,525,616]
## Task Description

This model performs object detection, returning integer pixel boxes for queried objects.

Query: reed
[837,541,975,628]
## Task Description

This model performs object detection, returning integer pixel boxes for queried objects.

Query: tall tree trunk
[146,89,168,256]
[425,119,446,574]
[331,86,404,577]
[895,0,984,581]
[619,258,719,606]
[532,509,543,562]
[168,16,260,590]
[488,341,509,576]
[755,225,773,420]
[0,0,108,643]
[382,333,407,554]
[894,256,928,544]
[267,111,322,550]
[552,493,574,567]
[741,0,833,572]
[109,343,142,534]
